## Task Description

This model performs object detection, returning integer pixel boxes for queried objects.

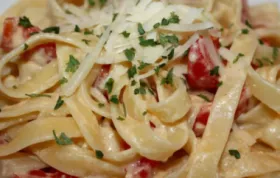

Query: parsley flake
[167,48,175,60]
[256,59,264,67]
[143,111,147,116]
[95,150,104,159]
[98,103,105,108]
[233,53,245,64]
[210,66,219,76]
[105,78,114,93]
[161,68,174,86]
[245,20,252,29]
[273,47,278,61]
[229,149,241,159]
[53,130,73,145]
[43,26,60,34]
[197,94,210,102]
[154,63,166,75]
[153,23,160,29]
[84,29,94,35]
[159,34,179,47]
[82,39,91,45]
[138,61,150,70]
[262,57,274,65]
[138,23,145,35]
[139,38,158,47]
[124,48,136,61]
[25,94,51,98]
[241,29,249,34]
[121,31,130,38]
[169,12,180,24]
[18,16,33,28]
[134,87,146,95]
[66,55,80,73]
[24,43,28,51]
[59,77,68,85]
[110,95,119,104]
[217,81,223,87]
[127,65,137,79]
[258,39,264,45]
[161,18,169,26]
[74,25,81,32]
[117,116,125,121]
[99,0,107,7]
[131,80,137,86]
[112,13,118,22]
[88,0,95,6]
[54,96,64,110]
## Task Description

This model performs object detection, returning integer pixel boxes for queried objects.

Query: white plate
[0,0,279,14]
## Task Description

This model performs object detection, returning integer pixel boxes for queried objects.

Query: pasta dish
[0,0,280,177]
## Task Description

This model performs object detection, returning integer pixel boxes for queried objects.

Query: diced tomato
[193,87,250,136]
[93,64,111,88]
[121,140,131,150]
[14,168,77,178]
[1,17,18,52]
[186,37,221,92]
[23,26,40,39]
[0,17,57,62]
[138,158,160,168]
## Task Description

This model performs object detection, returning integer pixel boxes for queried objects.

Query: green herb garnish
[105,78,114,93]
[66,55,80,73]
[53,130,73,145]
[229,149,241,159]
[43,26,60,34]
[124,48,136,61]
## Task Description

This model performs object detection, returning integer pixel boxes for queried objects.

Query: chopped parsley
[154,63,166,75]
[95,150,104,159]
[139,38,158,47]
[124,48,136,61]
[105,78,114,93]
[98,103,105,108]
[82,39,91,45]
[153,23,160,29]
[54,96,64,110]
[131,80,137,86]
[167,49,175,60]
[99,0,107,7]
[127,65,137,79]
[169,12,180,24]
[210,66,219,76]
[159,34,179,47]
[233,53,245,64]
[142,111,147,116]
[161,68,174,86]
[117,116,125,121]
[138,23,145,35]
[138,61,150,70]
[88,0,95,6]
[183,49,190,57]
[161,18,169,26]
[110,95,119,104]
[112,13,118,22]
[18,16,33,28]
[53,130,73,145]
[134,87,146,95]
[256,59,264,67]
[66,55,80,73]
[74,25,81,32]
[229,149,241,159]
[197,94,210,102]
[24,43,28,51]
[217,81,223,87]
[42,26,60,34]
[258,39,264,45]
[148,88,155,95]
[25,94,51,98]
[245,20,253,29]
[121,31,130,38]
[59,77,68,85]
[241,29,249,34]
[262,57,273,65]
[65,10,72,14]
[273,47,278,61]
[84,29,94,35]
[161,12,180,26]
